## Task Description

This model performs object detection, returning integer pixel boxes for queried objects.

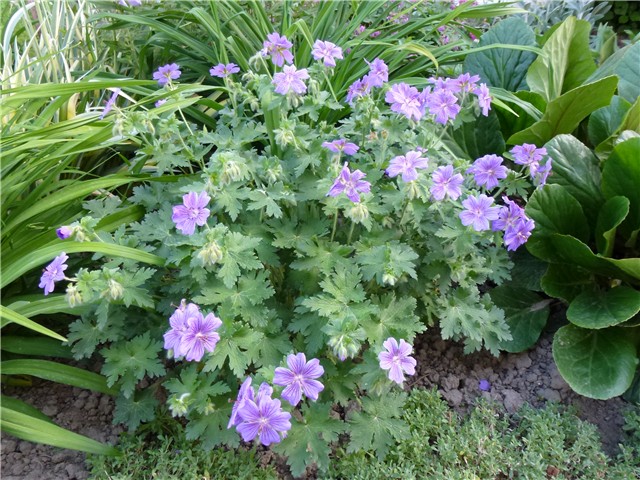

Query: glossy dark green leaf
[587,42,640,104]
[508,76,618,146]
[463,17,537,91]
[491,285,550,353]
[588,96,632,147]
[567,287,640,329]
[448,110,505,160]
[595,196,629,257]
[553,324,638,399]
[595,97,640,159]
[544,135,604,227]
[540,263,591,303]
[601,137,640,236]
[527,17,596,102]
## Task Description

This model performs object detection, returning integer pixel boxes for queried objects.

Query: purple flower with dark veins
[467,154,508,190]
[56,226,73,240]
[430,165,464,201]
[385,82,425,121]
[346,78,370,105]
[228,377,254,429]
[510,144,547,168]
[273,352,325,406]
[236,395,291,446]
[492,196,525,232]
[180,311,222,362]
[39,252,69,295]
[378,337,417,385]
[504,217,535,251]
[474,83,491,116]
[386,150,429,182]
[163,300,200,355]
[363,58,388,88]
[210,63,240,78]
[172,191,211,235]
[153,63,181,86]
[272,65,309,95]
[427,76,460,94]
[312,40,343,67]
[455,73,481,93]
[263,32,294,67]
[426,89,461,124]
[459,194,501,231]
[327,163,371,203]
[322,139,359,156]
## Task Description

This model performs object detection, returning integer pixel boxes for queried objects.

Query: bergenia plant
[52,30,552,476]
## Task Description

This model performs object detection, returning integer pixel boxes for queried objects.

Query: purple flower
[532,159,552,187]
[378,337,417,385]
[236,395,291,446]
[346,78,371,105]
[455,73,480,93]
[353,25,366,36]
[100,88,121,119]
[56,226,73,240]
[153,63,181,86]
[386,150,429,182]
[228,377,255,429]
[210,63,240,78]
[467,154,508,190]
[474,83,491,116]
[327,163,371,203]
[479,379,491,391]
[163,300,200,354]
[180,312,222,362]
[155,99,167,108]
[263,32,294,67]
[504,217,535,251]
[385,82,425,121]
[172,191,211,235]
[459,194,501,231]
[492,196,525,232]
[510,144,547,168]
[430,165,464,201]
[272,65,309,95]
[118,0,142,6]
[427,76,460,94]
[312,40,343,67]
[322,139,359,156]
[363,58,388,88]
[273,353,325,406]
[39,252,68,295]
[426,89,461,124]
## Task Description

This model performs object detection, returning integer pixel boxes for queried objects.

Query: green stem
[330,209,339,242]
[347,221,356,243]
[399,198,411,225]
[321,69,339,103]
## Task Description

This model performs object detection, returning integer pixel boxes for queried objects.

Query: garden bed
[1,323,632,480]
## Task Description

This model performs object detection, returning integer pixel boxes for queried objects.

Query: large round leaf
[567,287,640,329]
[552,324,638,399]
[540,263,591,303]
[491,285,550,353]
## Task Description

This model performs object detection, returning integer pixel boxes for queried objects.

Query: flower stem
[347,221,356,243]
[330,209,339,242]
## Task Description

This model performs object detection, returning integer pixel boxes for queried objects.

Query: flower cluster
[510,144,552,186]
[163,300,222,362]
[346,58,388,104]
[493,197,536,251]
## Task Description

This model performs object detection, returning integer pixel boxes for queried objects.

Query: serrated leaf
[113,389,158,431]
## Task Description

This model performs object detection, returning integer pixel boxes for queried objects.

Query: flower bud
[221,160,243,184]
[168,393,191,418]
[65,284,82,307]
[274,127,295,148]
[105,279,124,301]
[198,242,224,267]
[406,181,420,200]
[382,271,397,286]
[347,203,369,224]
[56,226,74,240]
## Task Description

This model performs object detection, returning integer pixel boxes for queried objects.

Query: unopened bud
[382,271,397,286]
[168,393,191,418]
[198,242,223,267]
[274,127,295,148]
[105,279,124,301]
[347,203,369,224]
[65,284,82,307]
[406,181,420,200]
[221,160,243,184]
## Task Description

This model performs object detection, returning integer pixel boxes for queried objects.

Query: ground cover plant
[86,388,640,479]
[2,0,639,477]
